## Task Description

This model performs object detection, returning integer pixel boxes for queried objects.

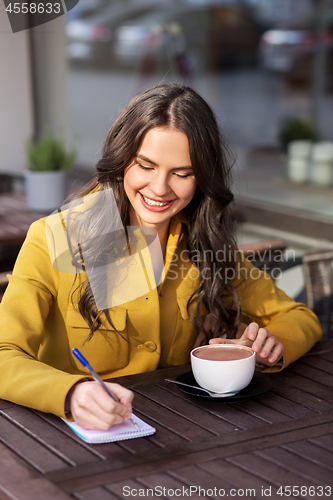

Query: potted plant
[278,116,319,152]
[26,129,77,212]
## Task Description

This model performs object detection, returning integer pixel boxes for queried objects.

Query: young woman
[0,84,322,430]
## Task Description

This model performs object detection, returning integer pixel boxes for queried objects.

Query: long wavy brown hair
[68,83,241,342]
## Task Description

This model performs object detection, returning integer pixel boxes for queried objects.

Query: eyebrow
[136,154,193,170]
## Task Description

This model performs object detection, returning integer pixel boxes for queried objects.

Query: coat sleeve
[232,255,323,372]
[0,219,88,417]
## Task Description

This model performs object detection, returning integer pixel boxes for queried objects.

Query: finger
[256,339,284,366]
[71,382,130,428]
[91,387,131,421]
[209,338,228,345]
[105,383,134,417]
[258,335,277,358]
[106,383,134,406]
[268,342,284,364]
[74,407,126,430]
[240,322,260,342]
[210,336,253,346]
[70,390,109,430]
[251,327,270,352]
[71,384,117,419]
[209,338,253,350]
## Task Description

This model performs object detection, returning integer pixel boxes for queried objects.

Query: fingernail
[252,343,259,351]
[261,350,267,357]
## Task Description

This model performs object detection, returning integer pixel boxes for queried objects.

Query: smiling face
[124,127,197,234]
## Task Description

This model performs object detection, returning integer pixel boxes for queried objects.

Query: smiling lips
[140,193,175,212]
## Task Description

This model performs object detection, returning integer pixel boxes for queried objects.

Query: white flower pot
[309,142,333,187]
[25,170,67,212]
[287,140,312,183]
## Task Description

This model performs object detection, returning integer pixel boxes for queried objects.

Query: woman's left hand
[209,322,284,367]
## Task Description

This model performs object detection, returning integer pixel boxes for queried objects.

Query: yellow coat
[0,212,322,418]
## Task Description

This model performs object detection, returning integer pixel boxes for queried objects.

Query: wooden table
[0,193,46,246]
[0,344,332,500]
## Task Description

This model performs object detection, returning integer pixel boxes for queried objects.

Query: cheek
[182,182,197,201]
[124,167,148,192]
[124,171,138,193]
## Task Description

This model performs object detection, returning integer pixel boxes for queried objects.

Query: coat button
[137,341,157,352]
[144,341,157,351]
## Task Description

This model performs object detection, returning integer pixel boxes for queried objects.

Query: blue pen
[72,348,138,429]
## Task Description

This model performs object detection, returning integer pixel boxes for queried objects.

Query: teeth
[142,195,169,207]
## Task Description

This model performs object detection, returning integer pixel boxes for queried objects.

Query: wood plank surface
[309,433,333,452]
[255,446,332,485]
[0,442,70,500]
[2,407,101,466]
[108,471,208,500]
[253,392,318,418]
[268,369,333,403]
[107,364,192,387]
[0,400,16,410]
[282,440,333,471]
[0,414,68,473]
[136,381,236,434]
[47,413,333,491]
[0,194,46,245]
[105,478,169,500]
[298,355,333,374]
[226,451,328,500]
[270,382,333,412]
[157,380,268,429]
[199,459,281,500]
[0,342,332,499]
[72,486,124,500]
[131,392,216,441]
[287,362,333,388]
[34,410,137,462]
[317,350,333,362]
[168,464,248,496]
[228,399,293,424]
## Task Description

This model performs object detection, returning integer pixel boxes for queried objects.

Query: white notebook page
[62,413,156,443]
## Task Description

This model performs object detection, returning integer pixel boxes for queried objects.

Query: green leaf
[26,128,77,172]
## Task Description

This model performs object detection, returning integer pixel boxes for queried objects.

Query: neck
[129,211,170,259]
[155,222,170,259]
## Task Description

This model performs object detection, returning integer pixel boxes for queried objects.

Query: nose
[149,171,171,198]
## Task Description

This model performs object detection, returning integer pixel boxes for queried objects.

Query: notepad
[62,414,156,444]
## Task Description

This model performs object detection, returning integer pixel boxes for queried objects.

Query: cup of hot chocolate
[191,344,255,395]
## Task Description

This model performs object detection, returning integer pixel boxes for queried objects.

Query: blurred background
[1,0,333,193]
[1,0,333,318]
[65,0,333,247]
[63,0,333,163]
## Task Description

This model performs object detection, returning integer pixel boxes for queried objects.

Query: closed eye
[137,163,153,171]
[175,173,191,179]
[136,159,193,178]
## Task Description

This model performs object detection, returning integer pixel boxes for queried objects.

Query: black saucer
[175,371,272,401]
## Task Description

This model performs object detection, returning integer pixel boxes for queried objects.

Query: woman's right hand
[69,381,134,430]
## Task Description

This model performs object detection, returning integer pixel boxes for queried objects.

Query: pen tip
[131,417,139,429]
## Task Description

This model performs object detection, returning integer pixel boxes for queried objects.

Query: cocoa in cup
[191,344,255,395]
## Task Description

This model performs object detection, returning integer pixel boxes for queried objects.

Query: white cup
[191,344,255,395]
